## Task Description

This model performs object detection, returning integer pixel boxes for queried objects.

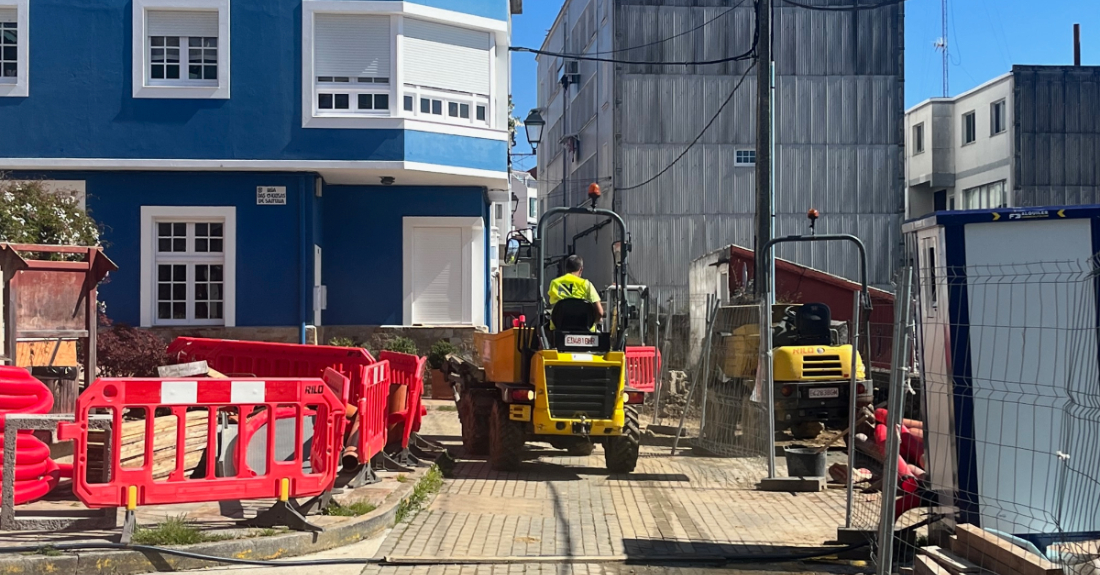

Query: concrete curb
[0,476,420,575]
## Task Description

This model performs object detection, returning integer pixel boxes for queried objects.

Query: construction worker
[548,255,605,330]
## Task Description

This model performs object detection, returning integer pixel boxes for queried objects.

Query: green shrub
[427,340,457,370]
[328,336,358,348]
[383,336,418,356]
[0,177,100,249]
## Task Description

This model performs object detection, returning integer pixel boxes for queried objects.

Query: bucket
[784,446,827,477]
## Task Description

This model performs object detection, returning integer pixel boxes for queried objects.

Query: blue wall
[322,184,487,325]
[14,171,314,327]
[0,0,506,172]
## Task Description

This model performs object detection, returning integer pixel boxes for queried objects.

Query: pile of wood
[905,524,1066,575]
[87,411,209,480]
[86,361,225,481]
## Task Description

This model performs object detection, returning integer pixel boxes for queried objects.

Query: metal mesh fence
[875,259,1100,575]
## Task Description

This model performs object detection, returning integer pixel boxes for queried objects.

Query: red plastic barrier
[625,346,661,393]
[352,361,390,465]
[379,351,426,449]
[167,337,377,404]
[0,366,61,505]
[58,377,344,509]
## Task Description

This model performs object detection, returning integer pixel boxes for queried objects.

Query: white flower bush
[0,175,101,250]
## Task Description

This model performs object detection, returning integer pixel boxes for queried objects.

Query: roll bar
[535,206,630,350]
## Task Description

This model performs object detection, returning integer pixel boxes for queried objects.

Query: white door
[410,226,465,325]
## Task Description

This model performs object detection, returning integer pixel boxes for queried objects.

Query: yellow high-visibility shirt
[548,273,600,306]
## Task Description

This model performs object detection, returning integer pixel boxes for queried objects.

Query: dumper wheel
[489,401,525,471]
[604,406,640,474]
[459,395,490,456]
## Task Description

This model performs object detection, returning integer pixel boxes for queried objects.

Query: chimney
[1074,23,1081,66]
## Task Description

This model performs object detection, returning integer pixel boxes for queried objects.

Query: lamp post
[523,109,545,151]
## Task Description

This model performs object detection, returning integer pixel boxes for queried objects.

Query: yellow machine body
[523,350,627,435]
[475,328,531,384]
[772,344,866,382]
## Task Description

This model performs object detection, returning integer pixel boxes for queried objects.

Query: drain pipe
[299,177,309,344]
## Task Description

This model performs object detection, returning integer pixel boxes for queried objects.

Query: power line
[592,0,749,55]
[779,0,905,11]
[616,60,757,192]
[509,45,756,66]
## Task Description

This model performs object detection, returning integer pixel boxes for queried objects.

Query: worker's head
[565,255,584,276]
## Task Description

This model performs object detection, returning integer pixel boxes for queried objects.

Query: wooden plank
[16,340,78,367]
[205,367,229,379]
[920,545,981,574]
[950,535,1015,575]
[158,361,210,377]
[956,524,1063,575]
[916,555,954,575]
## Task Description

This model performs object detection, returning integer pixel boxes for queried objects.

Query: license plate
[564,334,598,347]
[808,387,839,399]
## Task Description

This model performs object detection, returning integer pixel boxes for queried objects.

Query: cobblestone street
[359,401,863,575]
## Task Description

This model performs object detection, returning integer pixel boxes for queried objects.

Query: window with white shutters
[146,11,219,85]
[401,19,491,127]
[403,19,490,96]
[312,14,392,116]
[0,1,27,97]
[133,1,229,99]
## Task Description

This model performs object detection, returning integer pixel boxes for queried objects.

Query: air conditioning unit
[560,61,580,88]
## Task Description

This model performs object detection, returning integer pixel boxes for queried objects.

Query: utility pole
[754,0,772,299]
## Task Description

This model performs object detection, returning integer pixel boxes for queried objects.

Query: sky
[508,0,1100,170]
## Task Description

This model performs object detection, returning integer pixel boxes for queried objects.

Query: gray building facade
[535,0,905,300]
[906,65,1100,218]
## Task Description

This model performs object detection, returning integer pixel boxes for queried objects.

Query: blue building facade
[0,0,514,336]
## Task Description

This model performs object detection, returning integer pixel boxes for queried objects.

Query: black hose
[0,539,869,567]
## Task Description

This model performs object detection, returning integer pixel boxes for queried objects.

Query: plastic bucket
[784,446,826,477]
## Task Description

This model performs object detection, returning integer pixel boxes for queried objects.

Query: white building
[906,65,1100,219]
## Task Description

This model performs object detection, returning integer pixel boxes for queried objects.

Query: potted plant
[427,340,457,400]
[383,336,418,413]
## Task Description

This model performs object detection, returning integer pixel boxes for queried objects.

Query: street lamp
[523,109,545,151]
[510,192,520,216]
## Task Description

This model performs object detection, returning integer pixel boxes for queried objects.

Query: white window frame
[402,216,485,327]
[140,206,237,327]
[0,0,29,98]
[527,196,538,224]
[735,149,756,166]
[132,0,231,99]
[301,1,508,140]
[990,99,1006,136]
[963,180,1008,210]
[912,122,924,154]
[962,111,977,145]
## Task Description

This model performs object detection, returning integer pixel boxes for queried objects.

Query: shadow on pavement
[620,538,867,573]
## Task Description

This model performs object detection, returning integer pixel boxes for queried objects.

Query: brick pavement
[359,402,862,575]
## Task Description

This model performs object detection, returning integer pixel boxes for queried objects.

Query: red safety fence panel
[58,376,345,509]
[379,351,426,448]
[353,360,390,464]
[625,346,661,393]
[167,337,377,404]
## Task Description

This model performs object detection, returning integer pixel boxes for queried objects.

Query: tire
[489,401,525,471]
[459,394,490,456]
[604,406,641,474]
[567,440,595,456]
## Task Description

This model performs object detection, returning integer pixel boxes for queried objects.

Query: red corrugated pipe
[0,366,65,505]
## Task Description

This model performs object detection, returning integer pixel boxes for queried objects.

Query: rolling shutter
[410,226,465,325]
[403,19,490,95]
[314,14,391,78]
[147,10,219,37]
[0,8,16,23]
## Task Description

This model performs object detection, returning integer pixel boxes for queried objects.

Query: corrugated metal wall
[1013,65,1100,207]
[612,0,903,299]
